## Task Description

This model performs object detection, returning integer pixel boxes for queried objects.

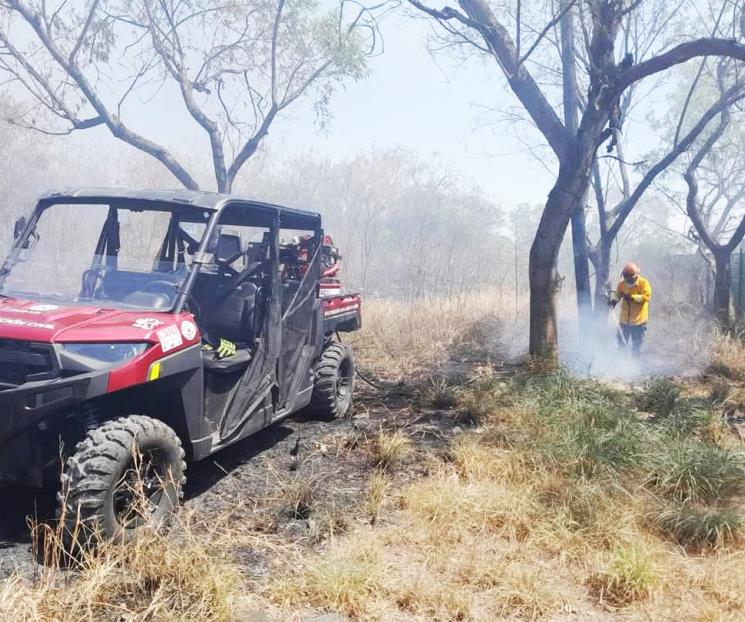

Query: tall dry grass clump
[0,458,244,622]
[708,333,745,381]
[348,289,517,376]
[0,517,241,622]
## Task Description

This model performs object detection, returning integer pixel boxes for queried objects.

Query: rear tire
[308,342,355,420]
[59,415,185,547]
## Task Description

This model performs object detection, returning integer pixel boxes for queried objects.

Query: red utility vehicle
[0,189,361,541]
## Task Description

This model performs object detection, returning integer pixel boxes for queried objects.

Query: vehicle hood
[0,297,187,344]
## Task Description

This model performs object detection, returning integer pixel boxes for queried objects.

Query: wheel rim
[112,449,168,529]
[336,356,353,412]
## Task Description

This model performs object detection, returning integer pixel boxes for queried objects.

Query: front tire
[309,342,355,420]
[59,415,186,546]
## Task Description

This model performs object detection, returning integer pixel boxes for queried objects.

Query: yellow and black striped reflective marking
[216,338,237,359]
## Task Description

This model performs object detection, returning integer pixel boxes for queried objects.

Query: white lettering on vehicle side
[323,303,360,317]
[0,316,55,329]
[29,304,58,312]
[156,325,183,352]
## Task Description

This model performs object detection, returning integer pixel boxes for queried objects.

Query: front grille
[0,341,57,387]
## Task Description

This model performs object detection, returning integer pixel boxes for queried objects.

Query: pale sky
[267,13,558,206]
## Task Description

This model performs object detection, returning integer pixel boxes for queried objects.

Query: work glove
[216,338,237,358]
[622,293,632,302]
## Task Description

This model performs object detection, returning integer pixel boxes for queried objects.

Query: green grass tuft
[645,439,745,504]
[651,503,743,548]
[589,545,657,606]
[637,378,681,417]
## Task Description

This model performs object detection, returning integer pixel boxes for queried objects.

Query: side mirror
[13,216,26,240]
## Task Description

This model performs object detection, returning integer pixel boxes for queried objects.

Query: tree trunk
[713,250,732,326]
[593,236,612,313]
[529,158,592,359]
[570,204,592,313]
[560,0,592,317]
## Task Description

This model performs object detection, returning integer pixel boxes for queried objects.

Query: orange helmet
[622,262,639,278]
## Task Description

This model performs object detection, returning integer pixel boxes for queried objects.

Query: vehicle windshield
[0,201,209,311]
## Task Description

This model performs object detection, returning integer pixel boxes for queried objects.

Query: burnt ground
[0,374,471,583]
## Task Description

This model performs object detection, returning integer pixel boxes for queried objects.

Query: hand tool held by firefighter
[605,290,619,308]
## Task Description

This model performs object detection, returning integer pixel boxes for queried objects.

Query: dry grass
[587,545,658,606]
[369,430,412,470]
[0,452,248,622]
[0,516,241,622]
[708,334,745,381]
[366,470,390,525]
[348,289,514,377]
[420,377,460,409]
[268,538,387,619]
[266,361,745,621]
[8,296,745,621]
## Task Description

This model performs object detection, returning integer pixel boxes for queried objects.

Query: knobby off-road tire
[308,342,355,420]
[59,415,186,547]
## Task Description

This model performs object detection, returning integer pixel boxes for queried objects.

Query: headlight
[61,343,149,364]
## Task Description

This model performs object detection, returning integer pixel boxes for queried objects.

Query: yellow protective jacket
[615,275,651,326]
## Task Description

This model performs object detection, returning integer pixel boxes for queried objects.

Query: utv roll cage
[10,187,324,314]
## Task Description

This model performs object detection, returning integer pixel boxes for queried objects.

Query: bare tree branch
[620,38,745,89]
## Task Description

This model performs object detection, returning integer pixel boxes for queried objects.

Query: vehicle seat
[194,277,258,343]
[216,234,243,275]
[191,270,261,376]
[201,347,252,374]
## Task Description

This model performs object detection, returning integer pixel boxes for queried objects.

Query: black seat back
[217,234,242,263]
[192,274,258,345]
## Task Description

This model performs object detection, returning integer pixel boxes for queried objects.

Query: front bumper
[0,370,109,444]
[0,370,110,486]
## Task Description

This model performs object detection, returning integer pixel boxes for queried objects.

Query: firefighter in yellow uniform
[612,262,651,357]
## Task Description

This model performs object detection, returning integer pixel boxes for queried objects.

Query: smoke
[558,302,708,382]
